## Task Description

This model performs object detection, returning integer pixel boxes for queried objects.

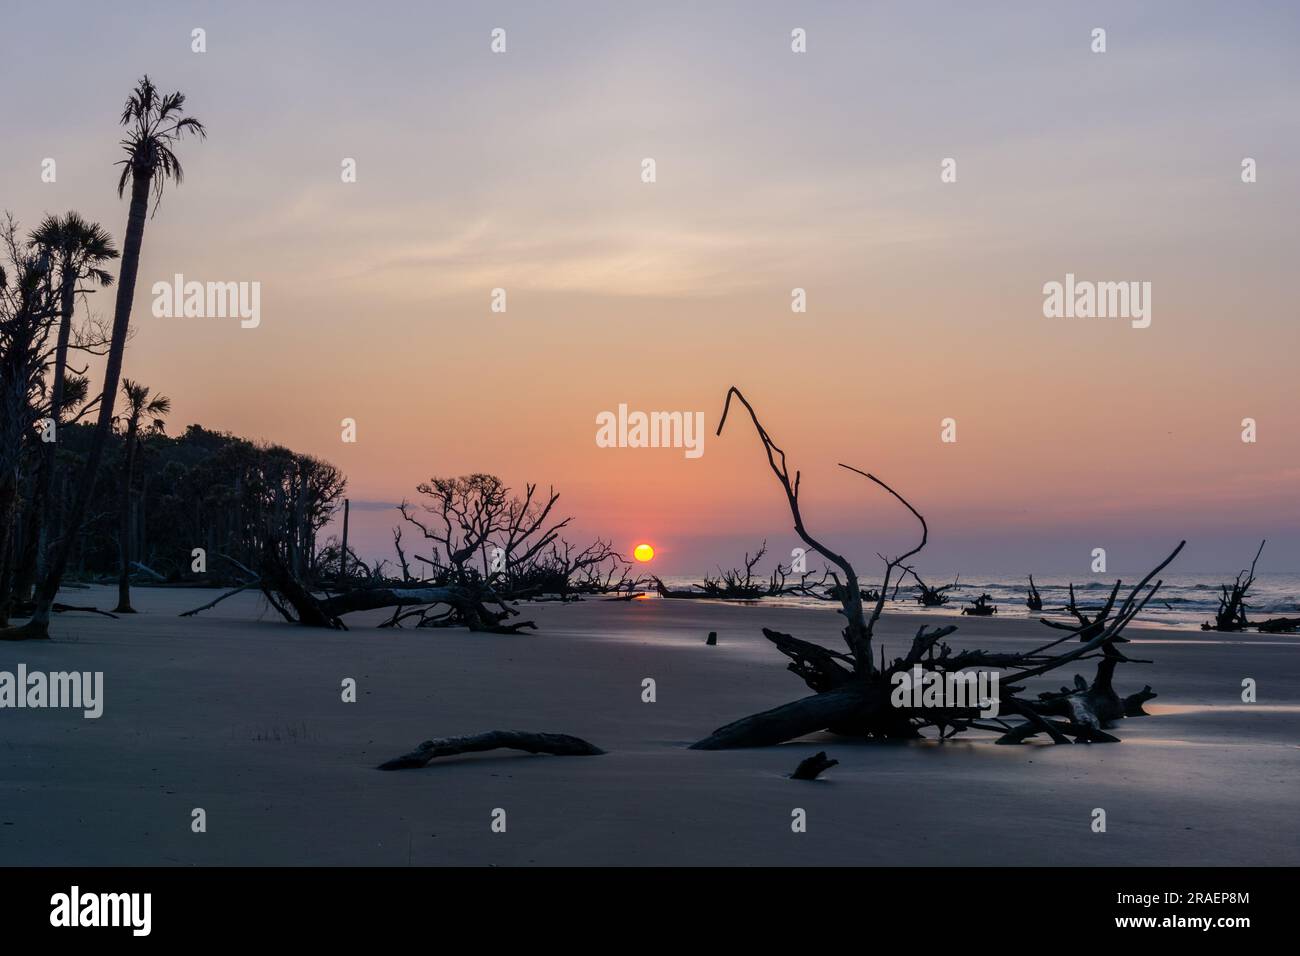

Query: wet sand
[1,586,1296,865]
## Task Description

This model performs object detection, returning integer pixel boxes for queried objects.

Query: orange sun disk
[633,543,655,562]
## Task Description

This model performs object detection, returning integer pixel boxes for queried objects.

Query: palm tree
[113,380,169,613]
[12,76,204,639]
[12,214,117,600]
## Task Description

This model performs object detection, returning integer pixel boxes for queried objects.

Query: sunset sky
[4,1,1298,575]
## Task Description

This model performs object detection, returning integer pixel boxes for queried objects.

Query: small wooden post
[340,498,350,579]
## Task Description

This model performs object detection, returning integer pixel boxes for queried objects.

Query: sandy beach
[2,586,1295,867]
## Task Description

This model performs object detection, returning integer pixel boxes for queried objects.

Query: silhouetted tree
[14,213,116,601]
[15,75,204,640]
[0,218,60,625]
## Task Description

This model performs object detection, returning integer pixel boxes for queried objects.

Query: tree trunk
[689,683,887,750]
[114,420,139,613]
[340,497,350,579]
[0,474,18,629]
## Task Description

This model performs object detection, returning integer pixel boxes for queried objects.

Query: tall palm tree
[13,76,204,639]
[113,379,169,613]
[12,214,117,600]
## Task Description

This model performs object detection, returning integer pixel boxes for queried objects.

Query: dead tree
[701,541,770,598]
[1040,581,1121,642]
[257,474,577,632]
[1025,575,1043,612]
[510,538,630,601]
[1202,540,1265,632]
[655,541,834,601]
[689,387,1184,750]
[906,568,957,607]
[256,545,537,634]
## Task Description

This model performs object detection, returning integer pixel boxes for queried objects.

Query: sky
[3,1,1298,577]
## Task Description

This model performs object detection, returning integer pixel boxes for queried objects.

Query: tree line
[1,75,342,635]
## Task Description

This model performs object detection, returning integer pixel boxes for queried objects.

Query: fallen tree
[257,546,537,633]
[246,474,635,632]
[689,386,1183,750]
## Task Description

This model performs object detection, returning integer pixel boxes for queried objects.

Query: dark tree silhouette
[13,213,117,603]
[0,219,60,625]
[11,76,204,640]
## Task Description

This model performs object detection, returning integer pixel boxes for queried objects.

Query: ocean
[651,572,1300,631]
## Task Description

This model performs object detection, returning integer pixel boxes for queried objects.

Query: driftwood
[179,582,256,617]
[1025,575,1043,612]
[791,751,838,780]
[654,541,834,601]
[1203,540,1264,632]
[1256,617,1300,634]
[258,546,536,633]
[692,683,885,750]
[1039,581,1121,642]
[52,603,120,619]
[961,593,998,616]
[5,600,119,620]
[689,386,1182,750]
[907,570,957,607]
[377,731,605,770]
[652,577,712,599]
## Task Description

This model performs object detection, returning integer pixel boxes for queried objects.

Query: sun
[633,543,655,563]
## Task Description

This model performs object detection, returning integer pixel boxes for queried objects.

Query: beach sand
[1,586,1296,866]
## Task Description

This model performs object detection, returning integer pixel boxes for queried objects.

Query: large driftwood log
[690,683,886,750]
[317,586,537,632]
[378,731,605,770]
